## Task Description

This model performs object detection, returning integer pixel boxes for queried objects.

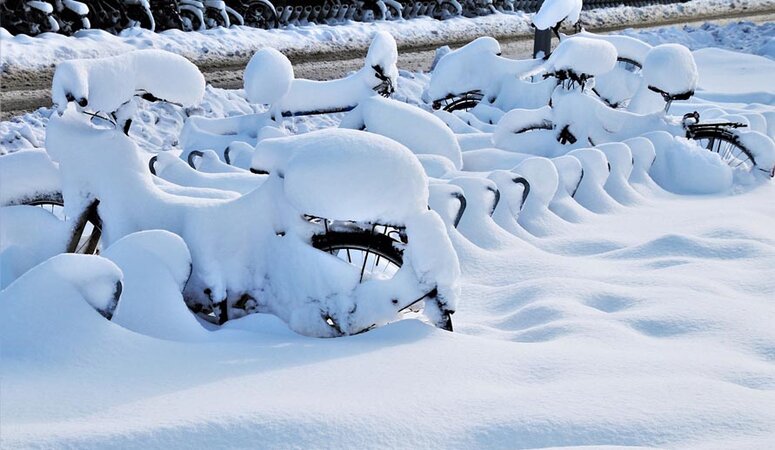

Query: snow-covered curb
[1,0,772,74]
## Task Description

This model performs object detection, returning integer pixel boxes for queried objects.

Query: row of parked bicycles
[0,0,512,36]
[2,28,773,337]
[0,0,691,37]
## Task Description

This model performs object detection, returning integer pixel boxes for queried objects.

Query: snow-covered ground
[0,0,772,72]
[2,18,775,450]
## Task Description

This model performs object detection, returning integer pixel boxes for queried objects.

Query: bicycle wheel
[432,0,460,20]
[311,224,453,333]
[179,8,203,31]
[55,9,88,35]
[242,0,277,28]
[690,128,756,172]
[22,196,103,255]
[312,226,404,282]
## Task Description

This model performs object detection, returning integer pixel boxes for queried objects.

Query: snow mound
[104,230,207,341]
[0,206,69,289]
[243,48,294,105]
[644,131,733,194]
[736,130,775,175]
[255,129,429,223]
[642,44,698,96]
[532,0,582,30]
[596,142,640,205]
[0,149,61,206]
[427,36,540,102]
[51,50,205,114]
[1,253,123,359]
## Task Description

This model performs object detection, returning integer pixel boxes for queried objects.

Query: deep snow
[2,18,775,450]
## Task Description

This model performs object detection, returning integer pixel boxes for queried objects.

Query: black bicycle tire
[18,194,103,255]
[311,228,453,332]
[689,128,757,171]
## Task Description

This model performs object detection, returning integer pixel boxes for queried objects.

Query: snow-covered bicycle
[2,49,460,337]
[427,35,774,177]
[492,37,775,177]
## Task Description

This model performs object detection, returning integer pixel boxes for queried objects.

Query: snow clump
[243,48,295,106]
[51,50,205,114]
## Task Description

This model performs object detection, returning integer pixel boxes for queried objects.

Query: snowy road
[1,7,773,119]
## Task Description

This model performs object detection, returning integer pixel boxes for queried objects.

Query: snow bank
[191,148,247,173]
[0,0,768,75]
[734,130,775,175]
[180,113,273,156]
[691,48,775,106]
[532,0,582,30]
[341,96,463,169]
[461,148,530,172]
[492,106,558,157]
[549,154,589,222]
[51,50,205,114]
[623,136,663,194]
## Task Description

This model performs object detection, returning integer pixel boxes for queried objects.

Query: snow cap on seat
[244,47,295,105]
[642,44,698,97]
[545,36,617,79]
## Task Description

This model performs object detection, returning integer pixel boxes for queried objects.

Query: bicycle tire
[311,227,453,333]
[689,127,757,172]
[179,7,203,31]
[241,0,277,28]
[18,194,103,255]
